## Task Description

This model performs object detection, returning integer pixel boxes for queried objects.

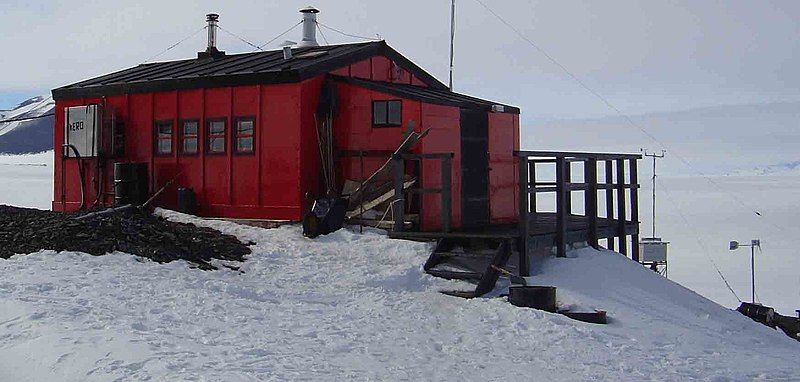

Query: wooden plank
[529,162,536,215]
[518,156,530,276]
[630,158,641,262]
[616,158,628,256]
[346,180,415,219]
[585,158,599,249]
[442,156,452,233]
[565,160,572,214]
[473,240,512,296]
[392,155,405,232]
[605,160,615,251]
[515,150,642,160]
[555,156,568,258]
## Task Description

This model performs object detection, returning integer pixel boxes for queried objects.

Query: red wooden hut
[51,9,520,231]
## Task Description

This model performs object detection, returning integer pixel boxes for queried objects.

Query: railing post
[605,160,615,251]
[564,160,572,215]
[441,156,452,233]
[529,160,536,218]
[392,155,405,232]
[585,158,599,249]
[616,158,628,256]
[555,156,568,258]
[629,158,640,262]
[517,155,530,277]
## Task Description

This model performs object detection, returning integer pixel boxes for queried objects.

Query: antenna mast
[642,149,666,237]
[449,0,455,91]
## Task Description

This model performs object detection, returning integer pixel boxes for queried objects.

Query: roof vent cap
[297,6,320,47]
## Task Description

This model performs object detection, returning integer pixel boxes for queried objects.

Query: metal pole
[652,155,656,237]
[751,244,755,303]
[448,0,455,91]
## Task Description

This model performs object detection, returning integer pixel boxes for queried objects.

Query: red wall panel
[488,112,520,224]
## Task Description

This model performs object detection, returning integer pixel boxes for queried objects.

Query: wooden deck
[390,212,638,249]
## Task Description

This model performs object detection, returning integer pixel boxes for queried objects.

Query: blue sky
[1,0,799,120]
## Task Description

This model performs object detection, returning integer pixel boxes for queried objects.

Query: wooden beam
[585,158,599,249]
[630,158,640,262]
[616,158,627,256]
[346,180,415,219]
[605,160,615,251]
[529,162,536,216]
[441,156,452,233]
[392,155,405,232]
[515,150,642,160]
[518,156,530,277]
[555,156,568,258]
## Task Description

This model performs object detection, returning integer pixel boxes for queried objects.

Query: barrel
[509,286,557,312]
[114,162,148,205]
[177,187,196,215]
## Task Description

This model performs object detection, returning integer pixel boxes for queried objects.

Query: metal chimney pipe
[206,13,219,49]
[297,6,320,47]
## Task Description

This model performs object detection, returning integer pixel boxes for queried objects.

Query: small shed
[51,8,520,231]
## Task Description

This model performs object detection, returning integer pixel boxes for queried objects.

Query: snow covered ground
[0,210,796,381]
[1,151,798,380]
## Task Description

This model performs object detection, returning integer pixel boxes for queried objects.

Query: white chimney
[206,13,219,50]
[297,6,320,47]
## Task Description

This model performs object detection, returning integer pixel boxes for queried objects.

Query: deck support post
[529,160,536,220]
[441,156,452,233]
[616,159,628,256]
[585,158,599,249]
[629,158,640,261]
[392,155,405,233]
[555,156,568,258]
[517,156,530,277]
[605,160,615,251]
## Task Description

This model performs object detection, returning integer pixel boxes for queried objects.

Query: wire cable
[258,21,303,49]
[657,177,742,303]
[0,112,55,124]
[317,22,381,41]
[316,22,330,45]
[472,0,787,233]
[142,26,207,63]
[218,25,263,51]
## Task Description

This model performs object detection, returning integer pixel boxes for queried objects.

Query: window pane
[210,120,225,135]
[387,101,402,125]
[183,121,198,136]
[373,101,387,125]
[237,137,253,152]
[158,122,172,135]
[183,137,197,153]
[237,119,254,136]
[157,138,171,154]
[209,137,225,153]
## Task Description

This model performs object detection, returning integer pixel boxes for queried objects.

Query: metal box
[639,237,668,262]
[64,105,101,157]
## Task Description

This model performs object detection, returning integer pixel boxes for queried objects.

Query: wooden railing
[392,153,453,233]
[516,151,642,277]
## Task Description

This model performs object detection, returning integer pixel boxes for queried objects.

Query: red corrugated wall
[52,53,519,229]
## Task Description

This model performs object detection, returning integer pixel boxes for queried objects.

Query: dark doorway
[460,108,490,229]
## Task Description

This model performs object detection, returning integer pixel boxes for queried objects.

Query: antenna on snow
[639,148,669,278]
[448,0,455,91]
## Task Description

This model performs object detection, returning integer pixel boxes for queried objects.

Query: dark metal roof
[52,41,448,100]
[330,75,520,114]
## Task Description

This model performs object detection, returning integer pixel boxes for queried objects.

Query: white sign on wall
[64,105,100,158]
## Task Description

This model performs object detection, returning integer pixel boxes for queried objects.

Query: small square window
[154,120,173,155]
[206,119,226,154]
[181,120,199,154]
[235,117,255,154]
[372,100,402,127]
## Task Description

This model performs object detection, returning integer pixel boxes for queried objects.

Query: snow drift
[0,210,795,381]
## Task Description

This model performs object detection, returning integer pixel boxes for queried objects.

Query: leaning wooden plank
[347,125,430,208]
[346,179,415,218]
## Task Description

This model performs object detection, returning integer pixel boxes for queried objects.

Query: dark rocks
[0,205,251,270]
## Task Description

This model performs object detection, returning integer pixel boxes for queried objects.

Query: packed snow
[0,209,796,381]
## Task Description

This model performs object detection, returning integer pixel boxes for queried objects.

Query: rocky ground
[0,205,251,269]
